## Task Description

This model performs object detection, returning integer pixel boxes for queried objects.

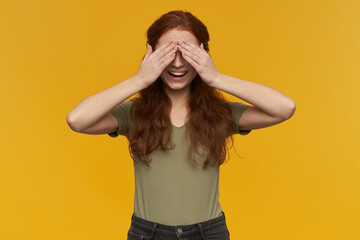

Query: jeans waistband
[129,211,227,239]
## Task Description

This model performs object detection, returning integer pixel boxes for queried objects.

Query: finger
[160,45,179,67]
[159,43,178,62]
[178,44,201,65]
[151,40,174,59]
[180,50,200,69]
[178,41,203,62]
[160,50,177,69]
[156,42,177,63]
[144,43,152,60]
[182,40,208,57]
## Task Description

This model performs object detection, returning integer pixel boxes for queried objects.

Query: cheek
[160,71,166,81]
[189,67,197,76]
[161,69,169,76]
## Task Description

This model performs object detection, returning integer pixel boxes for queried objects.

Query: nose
[171,50,185,68]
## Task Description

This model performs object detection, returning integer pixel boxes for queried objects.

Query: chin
[166,77,194,89]
[165,81,188,90]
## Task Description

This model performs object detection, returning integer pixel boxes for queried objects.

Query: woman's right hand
[135,40,178,88]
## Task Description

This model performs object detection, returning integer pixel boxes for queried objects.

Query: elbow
[283,100,296,120]
[66,113,83,132]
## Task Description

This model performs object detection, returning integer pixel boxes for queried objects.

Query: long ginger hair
[127,10,237,169]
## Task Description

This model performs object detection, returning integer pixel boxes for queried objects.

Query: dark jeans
[127,211,230,240]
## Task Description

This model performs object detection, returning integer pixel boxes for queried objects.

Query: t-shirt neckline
[171,121,188,129]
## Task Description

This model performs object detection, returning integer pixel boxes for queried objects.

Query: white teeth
[169,71,187,76]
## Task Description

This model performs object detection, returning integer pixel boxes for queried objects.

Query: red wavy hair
[127,10,237,169]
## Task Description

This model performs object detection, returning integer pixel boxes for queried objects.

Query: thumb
[146,43,153,56]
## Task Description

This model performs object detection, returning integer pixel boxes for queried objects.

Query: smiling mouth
[168,71,188,77]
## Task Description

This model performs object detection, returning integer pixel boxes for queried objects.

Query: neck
[164,85,191,109]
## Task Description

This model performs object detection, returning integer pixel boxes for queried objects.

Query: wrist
[211,72,224,89]
[132,74,147,89]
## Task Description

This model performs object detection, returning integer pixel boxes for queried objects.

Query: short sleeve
[228,101,252,136]
[107,99,134,138]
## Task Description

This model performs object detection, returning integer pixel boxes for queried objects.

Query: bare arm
[66,40,178,133]
[213,73,296,131]
[66,75,145,132]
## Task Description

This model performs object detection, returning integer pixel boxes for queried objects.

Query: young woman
[67,10,296,240]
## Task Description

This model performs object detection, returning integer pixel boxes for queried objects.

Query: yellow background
[1,0,359,239]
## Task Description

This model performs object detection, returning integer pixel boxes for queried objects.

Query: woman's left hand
[177,40,222,88]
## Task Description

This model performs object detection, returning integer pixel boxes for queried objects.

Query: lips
[168,71,188,77]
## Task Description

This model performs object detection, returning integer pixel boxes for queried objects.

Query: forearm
[66,74,145,131]
[213,73,296,119]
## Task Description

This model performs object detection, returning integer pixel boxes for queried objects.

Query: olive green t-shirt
[108,98,252,225]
